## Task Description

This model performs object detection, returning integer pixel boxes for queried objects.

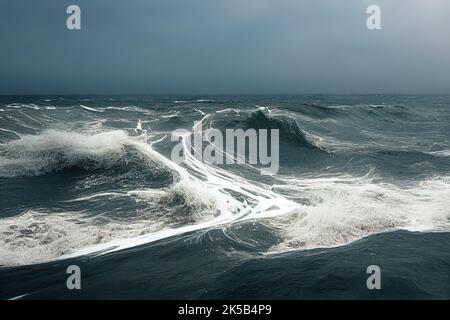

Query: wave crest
[0,130,130,177]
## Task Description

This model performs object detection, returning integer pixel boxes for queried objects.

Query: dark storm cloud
[1,0,450,94]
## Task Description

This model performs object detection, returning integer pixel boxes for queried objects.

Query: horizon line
[1,93,450,96]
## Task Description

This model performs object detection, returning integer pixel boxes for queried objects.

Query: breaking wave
[0,130,130,177]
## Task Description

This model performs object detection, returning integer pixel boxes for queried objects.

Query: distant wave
[426,149,450,157]
[79,104,103,112]
[283,103,412,123]
[246,109,325,150]
[211,108,326,151]
[174,99,217,104]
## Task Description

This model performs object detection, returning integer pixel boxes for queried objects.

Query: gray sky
[1,0,450,94]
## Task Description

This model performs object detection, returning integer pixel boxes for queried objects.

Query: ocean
[0,95,449,299]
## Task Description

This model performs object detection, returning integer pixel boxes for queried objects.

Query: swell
[211,108,325,151]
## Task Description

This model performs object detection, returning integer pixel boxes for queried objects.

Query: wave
[5,103,41,110]
[215,108,239,114]
[0,123,298,265]
[0,130,130,177]
[268,175,450,253]
[426,149,450,157]
[211,109,325,151]
[282,103,413,125]
[79,105,103,112]
[79,104,154,115]
[0,182,219,266]
[174,99,217,104]
[248,110,321,149]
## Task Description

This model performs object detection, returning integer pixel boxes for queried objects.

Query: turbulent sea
[0,95,449,299]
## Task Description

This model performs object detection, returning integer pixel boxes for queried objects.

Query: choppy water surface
[1,95,449,299]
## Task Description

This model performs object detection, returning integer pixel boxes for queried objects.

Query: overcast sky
[1,0,450,94]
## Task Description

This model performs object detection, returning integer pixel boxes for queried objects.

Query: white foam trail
[8,294,29,300]
[80,105,104,112]
[174,99,215,104]
[215,108,239,114]
[17,110,42,125]
[63,192,127,202]
[6,103,40,110]
[427,149,450,157]
[0,127,21,137]
[194,108,205,116]
[161,112,180,118]
[136,119,143,131]
[60,117,298,260]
